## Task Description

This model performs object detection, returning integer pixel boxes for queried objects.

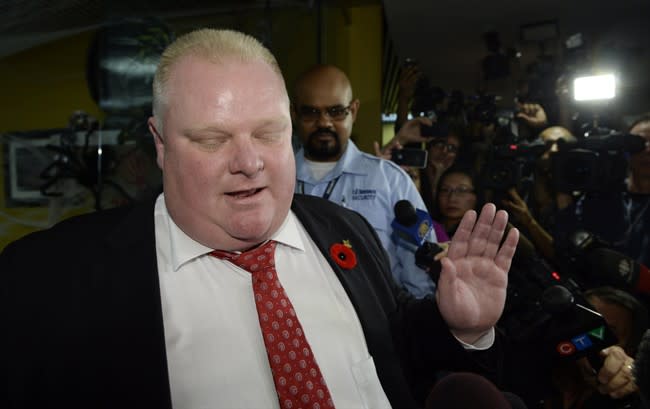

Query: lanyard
[297,176,341,201]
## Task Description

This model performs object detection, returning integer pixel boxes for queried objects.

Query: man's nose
[315,110,334,128]
[229,137,264,176]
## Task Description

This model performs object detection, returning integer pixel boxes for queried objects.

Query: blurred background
[1,0,649,249]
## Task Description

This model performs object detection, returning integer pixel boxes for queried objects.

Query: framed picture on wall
[2,130,62,207]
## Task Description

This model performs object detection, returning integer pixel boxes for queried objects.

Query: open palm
[435,203,519,343]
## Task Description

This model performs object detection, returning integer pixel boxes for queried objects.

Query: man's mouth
[312,131,336,140]
[226,188,263,198]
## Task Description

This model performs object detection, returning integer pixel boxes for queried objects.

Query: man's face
[630,121,650,177]
[539,127,572,160]
[148,55,295,251]
[292,72,359,162]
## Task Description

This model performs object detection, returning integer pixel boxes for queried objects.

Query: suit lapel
[291,195,397,326]
[89,199,172,408]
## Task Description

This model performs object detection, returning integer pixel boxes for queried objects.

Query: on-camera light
[573,74,616,101]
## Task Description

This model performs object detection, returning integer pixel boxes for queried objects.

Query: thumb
[516,112,531,121]
[439,256,457,283]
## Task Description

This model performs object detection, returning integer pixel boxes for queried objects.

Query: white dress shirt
[154,194,392,409]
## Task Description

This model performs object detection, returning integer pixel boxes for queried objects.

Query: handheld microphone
[391,199,433,247]
[518,285,618,371]
[634,330,650,406]
[586,247,650,294]
[391,200,444,281]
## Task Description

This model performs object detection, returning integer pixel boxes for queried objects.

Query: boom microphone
[586,247,650,294]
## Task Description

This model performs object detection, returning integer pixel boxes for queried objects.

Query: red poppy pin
[329,240,357,269]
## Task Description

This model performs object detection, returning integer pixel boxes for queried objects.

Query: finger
[516,112,532,122]
[482,210,509,260]
[433,242,450,261]
[466,203,497,257]
[599,370,630,393]
[609,382,638,399]
[446,209,477,260]
[437,257,459,305]
[507,187,521,200]
[413,116,433,126]
[599,372,637,397]
[494,227,519,272]
[598,346,627,384]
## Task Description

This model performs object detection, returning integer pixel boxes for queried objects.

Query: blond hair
[152,28,283,121]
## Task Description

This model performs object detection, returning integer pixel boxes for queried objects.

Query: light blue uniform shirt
[295,140,437,298]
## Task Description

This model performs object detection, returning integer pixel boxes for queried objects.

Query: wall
[0,3,384,250]
[323,5,383,153]
[0,31,105,249]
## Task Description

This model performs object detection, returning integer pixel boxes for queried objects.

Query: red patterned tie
[211,241,335,409]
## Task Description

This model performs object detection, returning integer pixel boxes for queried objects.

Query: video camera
[499,251,618,368]
[551,131,646,193]
[480,139,546,191]
[470,95,538,192]
[471,95,519,137]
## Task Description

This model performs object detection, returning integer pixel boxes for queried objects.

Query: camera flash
[573,74,616,101]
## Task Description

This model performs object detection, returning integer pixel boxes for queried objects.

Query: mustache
[308,128,338,140]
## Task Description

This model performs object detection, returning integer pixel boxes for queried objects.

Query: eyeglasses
[431,141,459,154]
[438,186,475,196]
[297,103,353,122]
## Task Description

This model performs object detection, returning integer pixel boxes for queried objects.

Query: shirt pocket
[351,356,392,409]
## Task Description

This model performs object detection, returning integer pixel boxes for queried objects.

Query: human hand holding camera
[374,117,433,159]
[501,188,533,225]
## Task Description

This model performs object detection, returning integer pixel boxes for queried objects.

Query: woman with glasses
[432,165,538,261]
[431,165,481,236]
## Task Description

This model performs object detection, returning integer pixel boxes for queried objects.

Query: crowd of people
[371,58,650,408]
[1,28,648,409]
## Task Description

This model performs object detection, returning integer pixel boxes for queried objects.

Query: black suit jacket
[1,194,499,408]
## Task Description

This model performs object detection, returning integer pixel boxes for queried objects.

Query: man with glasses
[292,64,438,298]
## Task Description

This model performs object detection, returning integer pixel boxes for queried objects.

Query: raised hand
[435,203,519,343]
[373,117,432,159]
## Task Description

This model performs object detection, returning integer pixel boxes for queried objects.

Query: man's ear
[349,98,360,123]
[148,117,164,170]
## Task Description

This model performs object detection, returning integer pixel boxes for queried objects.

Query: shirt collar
[296,139,369,184]
[162,199,305,271]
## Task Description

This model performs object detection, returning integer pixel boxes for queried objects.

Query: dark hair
[584,286,649,355]
[424,122,467,149]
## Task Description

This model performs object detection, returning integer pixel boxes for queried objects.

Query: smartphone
[391,148,428,168]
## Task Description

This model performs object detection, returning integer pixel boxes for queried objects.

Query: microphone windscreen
[394,199,417,226]
[425,372,513,409]
[587,247,637,288]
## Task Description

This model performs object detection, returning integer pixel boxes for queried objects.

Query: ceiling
[383,0,650,108]
[2,0,649,113]
[0,0,314,58]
